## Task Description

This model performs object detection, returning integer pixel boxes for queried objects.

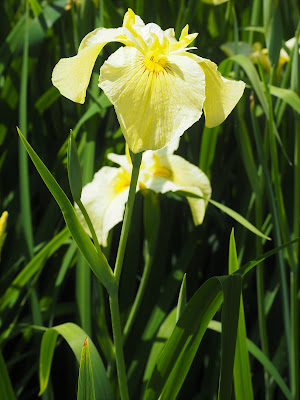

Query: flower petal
[99,46,206,153]
[75,167,130,246]
[198,58,245,128]
[143,153,211,224]
[52,27,125,104]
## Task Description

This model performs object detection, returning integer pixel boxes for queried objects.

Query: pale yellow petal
[142,153,211,224]
[52,27,125,104]
[197,57,245,128]
[75,167,130,246]
[99,46,205,153]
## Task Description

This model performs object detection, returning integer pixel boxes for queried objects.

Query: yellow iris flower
[75,139,211,246]
[52,9,245,153]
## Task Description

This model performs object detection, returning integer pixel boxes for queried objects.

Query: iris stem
[123,240,153,342]
[109,150,142,400]
[114,151,143,283]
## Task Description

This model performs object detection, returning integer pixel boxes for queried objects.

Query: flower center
[115,169,131,193]
[144,53,168,73]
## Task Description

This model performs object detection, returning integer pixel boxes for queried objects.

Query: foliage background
[0,0,299,399]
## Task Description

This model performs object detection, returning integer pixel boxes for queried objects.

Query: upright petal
[75,167,130,246]
[99,46,206,153]
[198,58,245,128]
[52,27,126,104]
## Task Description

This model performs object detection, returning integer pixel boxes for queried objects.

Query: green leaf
[208,320,293,400]
[208,198,271,241]
[0,0,67,76]
[236,238,300,278]
[39,323,113,400]
[0,228,70,313]
[0,350,16,400]
[143,308,177,388]
[270,86,300,115]
[229,54,290,162]
[143,236,300,399]
[217,275,242,400]
[175,189,269,240]
[264,2,282,67]
[68,131,83,203]
[17,128,115,294]
[35,87,61,114]
[77,337,96,400]
[176,274,187,322]
[143,274,241,400]
[229,231,254,400]
[28,0,43,17]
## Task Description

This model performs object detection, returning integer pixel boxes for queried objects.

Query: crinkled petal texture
[99,46,206,153]
[75,167,130,247]
[188,54,245,128]
[52,27,125,104]
[142,152,212,224]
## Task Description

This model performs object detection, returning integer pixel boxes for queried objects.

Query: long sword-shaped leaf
[143,237,300,399]
[0,228,70,313]
[208,320,293,400]
[39,323,112,400]
[143,274,241,400]
[17,128,115,294]
[229,231,254,400]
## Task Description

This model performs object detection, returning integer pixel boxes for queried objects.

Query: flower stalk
[109,150,142,399]
[114,151,143,283]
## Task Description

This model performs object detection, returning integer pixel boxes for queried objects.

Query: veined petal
[99,46,206,153]
[196,57,245,128]
[52,27,126,104]
[143,153,211,224]
[75,166,130,246]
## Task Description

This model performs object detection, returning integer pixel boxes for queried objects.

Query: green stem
[248,0,261,44]
[114,151,143,283]
[123,242,153,342]
[109,151,142,399]
[19,0,34,259]
[109,293,129,400]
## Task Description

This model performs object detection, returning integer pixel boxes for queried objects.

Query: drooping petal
[52,27,126,104]
[99,46,206,153]
[142,153,211,224]
[75,166,130,246]
[197,57,245,128]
